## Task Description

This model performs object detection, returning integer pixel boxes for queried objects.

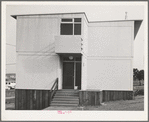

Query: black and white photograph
[1,1,148,121]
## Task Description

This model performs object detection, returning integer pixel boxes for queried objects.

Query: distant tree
[133,69,144,86]
[138,70,144,80]
[133,68,139,80]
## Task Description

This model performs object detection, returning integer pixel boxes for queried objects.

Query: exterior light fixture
[69,56,73,60]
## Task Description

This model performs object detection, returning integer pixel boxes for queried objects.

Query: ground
[5,89,15,110]
[82,95,144,110]
[44,95,144,110]
[5,89,144,110]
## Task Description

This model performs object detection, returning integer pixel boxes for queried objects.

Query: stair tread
[51,100,79,103]
[50,103,78,106]
[56,93,78,94]
[53,98,79,101]
[54,97,79,99]
[56,92,78,94]
[54,94,79,97]
[55,93,78,94]
[50,90,79,107]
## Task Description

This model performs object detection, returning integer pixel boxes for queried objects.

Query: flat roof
[11,12,143,23]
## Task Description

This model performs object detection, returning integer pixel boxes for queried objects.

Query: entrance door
[63,62,74,89]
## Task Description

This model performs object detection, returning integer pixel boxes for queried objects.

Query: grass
[79,96,144,110]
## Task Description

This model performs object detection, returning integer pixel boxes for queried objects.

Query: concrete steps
[50,89,79,107]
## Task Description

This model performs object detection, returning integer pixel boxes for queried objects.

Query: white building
[12,12,142,110]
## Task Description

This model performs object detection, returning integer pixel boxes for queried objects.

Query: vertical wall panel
[26,90,30,110]
[15,89,19,110]
[29,90,33,110]
[15,89,52,110]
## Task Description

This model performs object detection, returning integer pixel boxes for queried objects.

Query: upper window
[60,18,81,35]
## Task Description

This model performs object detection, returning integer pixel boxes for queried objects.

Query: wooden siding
[79,91,102,106]
[102,90,134,102]
[15,89,51,110]
[79,90,133,106]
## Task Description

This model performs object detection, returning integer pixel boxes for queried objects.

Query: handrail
[50,78,58,101]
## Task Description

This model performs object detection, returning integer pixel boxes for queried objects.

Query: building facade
[12,12,142,110]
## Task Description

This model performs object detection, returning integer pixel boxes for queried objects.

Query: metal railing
[50,78,58,100]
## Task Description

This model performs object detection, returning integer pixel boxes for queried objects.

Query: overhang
[134,20,143,39]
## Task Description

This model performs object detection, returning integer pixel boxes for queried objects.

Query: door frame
[62,56,81,89]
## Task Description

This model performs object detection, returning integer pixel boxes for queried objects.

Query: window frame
[60,18,81,35]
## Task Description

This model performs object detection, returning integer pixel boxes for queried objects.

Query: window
[60,18,81,35]
[61,24,73,35]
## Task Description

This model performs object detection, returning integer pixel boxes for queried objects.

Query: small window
[74,24,81,35]
[74,18,81,22]
[61,19,72,22]
[76,57,81,61]
[61,24,73,35]
[60,18,81,35]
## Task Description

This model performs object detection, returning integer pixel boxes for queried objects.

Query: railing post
[57,78,58,90]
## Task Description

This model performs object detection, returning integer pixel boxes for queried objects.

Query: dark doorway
[63,62,74,89]
[62,56,81,89]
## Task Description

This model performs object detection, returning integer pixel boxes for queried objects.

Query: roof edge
[11,12,143,24]
[11,12,86,19]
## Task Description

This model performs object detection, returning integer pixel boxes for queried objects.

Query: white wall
[81,16,88,90]
[17,17,58,52]
[88,26,132,57]
[87,58,132,90]
[81,55,87,90]
[55,36,81,53]
[16,54,59,89]
[16,16,60,89]
[86,21,134,91]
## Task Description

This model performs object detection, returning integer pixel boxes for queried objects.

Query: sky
[5,2,146,73]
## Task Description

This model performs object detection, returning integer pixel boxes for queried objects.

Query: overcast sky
[5,2,146,73]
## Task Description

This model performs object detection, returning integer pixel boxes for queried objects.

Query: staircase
[50,89,79,107]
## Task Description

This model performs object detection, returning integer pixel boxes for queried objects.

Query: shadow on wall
[23,43,55,60]
[17,43,58,89]
[22,43,57,73]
